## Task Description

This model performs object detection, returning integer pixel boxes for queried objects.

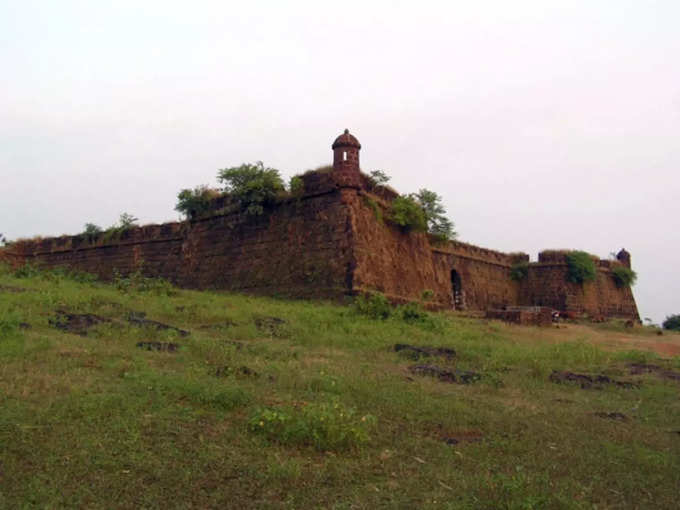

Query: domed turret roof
[332,129,361,150]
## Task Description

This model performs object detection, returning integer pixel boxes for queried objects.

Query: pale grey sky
[1,1,678,323]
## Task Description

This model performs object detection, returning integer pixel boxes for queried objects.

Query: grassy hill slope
[1,266,679,509]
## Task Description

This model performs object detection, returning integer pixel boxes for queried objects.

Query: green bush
[353,293,392,320]
[101,213,139,242]
[13,264,42,279]
[565,251,597,284]
[248,401,376,451]
[218,161,285,215]
[397,301,429,323]
[413,189,456,240]
[175,185,221,220]
[611,265,637,287]
[389,196,427,232]
[289,176,304,196]
[510,262,529,281]
[662,314,680,331]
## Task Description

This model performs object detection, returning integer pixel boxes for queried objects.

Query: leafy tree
[118,213,138,230]
[565,251,597,284]
[662,314,680,331]
[368,170,390,187]
[83,223,102,236]
[218,162,285,215]
[611,265,637,287]
[412,189,456,240]
[389,196,427,232]
[175,185,220,220]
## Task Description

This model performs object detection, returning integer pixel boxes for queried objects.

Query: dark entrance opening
[451,270,464,310]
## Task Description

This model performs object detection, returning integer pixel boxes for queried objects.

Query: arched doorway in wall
[451,270,464,310]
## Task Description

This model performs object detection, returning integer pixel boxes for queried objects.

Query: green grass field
[1,266,679,509]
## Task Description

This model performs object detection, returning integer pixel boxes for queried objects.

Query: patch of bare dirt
[394,344,455,360]
[409,364,481,384]
[549,370,639,390]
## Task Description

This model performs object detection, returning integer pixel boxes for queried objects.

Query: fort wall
[520,253,639,319]
[349,190,522,310]
[0,129,640,320]
[5,189,355,299]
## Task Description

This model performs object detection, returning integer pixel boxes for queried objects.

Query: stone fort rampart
[0,130,639,320]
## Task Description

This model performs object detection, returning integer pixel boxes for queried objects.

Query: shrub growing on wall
[611,265,637,287]
[565,251,597,284]
[175,185,221,220]
[389,196,428,233]
[510,262,529,281]
[367,170,390,187]
[218,162,285,215]
[662,314,680,331]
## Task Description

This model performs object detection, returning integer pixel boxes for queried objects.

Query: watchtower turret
[331,129,361,188]
[616,248,631,268]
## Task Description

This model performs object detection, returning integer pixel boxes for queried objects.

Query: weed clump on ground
[352,292,444,330]
[113,269,176,295]
[353,293,391,319]
[248,400,376,451]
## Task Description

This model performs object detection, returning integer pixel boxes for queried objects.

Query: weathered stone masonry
[1,130,639,320]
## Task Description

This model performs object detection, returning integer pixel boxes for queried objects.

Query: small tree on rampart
[217,162,285,216]
[565,251,597,284]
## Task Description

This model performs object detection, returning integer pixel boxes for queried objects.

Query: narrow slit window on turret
[343,151,347,161]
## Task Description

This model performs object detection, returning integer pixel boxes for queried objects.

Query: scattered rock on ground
[18,322,31,330]
[593,412,628,421]
[549,370,639,389]
[409,364,481,384]
[127,311,189,337]
[627,363,680,381]
[49,310,111,336]
[394,344,456,360]
[136,341,179,352]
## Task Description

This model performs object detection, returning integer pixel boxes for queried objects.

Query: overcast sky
[1,1,678,323]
